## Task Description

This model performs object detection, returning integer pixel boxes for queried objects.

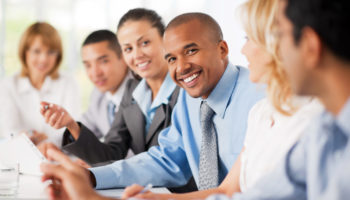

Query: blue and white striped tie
[107,101,116,125]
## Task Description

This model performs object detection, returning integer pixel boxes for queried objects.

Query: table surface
[0,174,169,200]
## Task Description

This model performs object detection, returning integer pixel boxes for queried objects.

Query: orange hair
[18,22,62,79]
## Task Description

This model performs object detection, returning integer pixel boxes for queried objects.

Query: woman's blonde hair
[240,0,295,115]
[18,22,62,79]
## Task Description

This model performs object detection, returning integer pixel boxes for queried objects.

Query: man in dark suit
[37,29,131,156]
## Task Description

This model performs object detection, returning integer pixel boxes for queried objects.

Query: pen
[43,103,53,110]
[139,183,153,194]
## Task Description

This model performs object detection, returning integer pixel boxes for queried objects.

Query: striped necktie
[107,101,116,125]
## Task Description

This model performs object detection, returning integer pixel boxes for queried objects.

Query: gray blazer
[61,78,180,164]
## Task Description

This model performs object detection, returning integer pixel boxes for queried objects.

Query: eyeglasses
[27,48,59,57]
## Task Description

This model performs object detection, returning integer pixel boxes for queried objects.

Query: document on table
[0,133,46,176]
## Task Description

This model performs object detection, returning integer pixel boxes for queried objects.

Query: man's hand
[122,184,169,200]
[37,142,61,158]
[40,102,74,129]
[40,149,103,200]
[28,130,48,145]
[40,101,81,139]
[74,159,91,169]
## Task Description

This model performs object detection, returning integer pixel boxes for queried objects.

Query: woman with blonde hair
[0,22,80,147]
[121,0,323,199]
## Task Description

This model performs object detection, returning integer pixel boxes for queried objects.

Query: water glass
[0,162,19,196]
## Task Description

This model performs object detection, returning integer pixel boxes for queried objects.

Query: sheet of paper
[0,133,46,175]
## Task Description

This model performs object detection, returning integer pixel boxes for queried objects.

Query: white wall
[0,0,248,108]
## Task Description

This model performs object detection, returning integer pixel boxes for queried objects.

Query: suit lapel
[145,104,166,144]
[145,87,180,145]
[123,102,146,151]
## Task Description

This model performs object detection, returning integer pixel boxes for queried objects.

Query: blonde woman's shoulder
[292,97,324,122]
[0,73,22,91]
[248,98,271,117]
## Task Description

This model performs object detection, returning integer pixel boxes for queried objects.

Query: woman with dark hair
[41,8,176,163]
[0,22,80,147]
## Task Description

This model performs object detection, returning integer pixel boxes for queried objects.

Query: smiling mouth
[179,71,201,88]
[184,73,199,83]
[136,61,151,70]
[35,65,48,71]
[95,79,107,86]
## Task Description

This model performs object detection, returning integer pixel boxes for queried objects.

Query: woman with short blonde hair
[0,22,80,147]
[18,22,62,79]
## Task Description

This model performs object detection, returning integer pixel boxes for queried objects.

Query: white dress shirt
[0,73,80,147]
[239,97,323,192]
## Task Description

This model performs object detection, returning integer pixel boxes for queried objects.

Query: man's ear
[218,40,229,59]
[299,27,322,70]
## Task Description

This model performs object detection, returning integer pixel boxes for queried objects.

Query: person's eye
[32,49,41,55]
[48,50,58,57]
[142,40,150,46]
[101,59,109,64]
[244,36,249,41]
[186,48,198,55]
[124,47,132,53]
[167,57,176,64]
[84,64,91,69]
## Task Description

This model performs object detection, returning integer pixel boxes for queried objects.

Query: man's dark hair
[117,8,165,36]
[82,30,122,58]
[285,0,350,62]
[165,12,223,42]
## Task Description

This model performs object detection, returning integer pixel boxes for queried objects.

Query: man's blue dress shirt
[90,63,264,189]
[208,98,350,200]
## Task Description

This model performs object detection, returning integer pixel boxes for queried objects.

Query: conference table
[0,137,170,199]
[0,174,169,200]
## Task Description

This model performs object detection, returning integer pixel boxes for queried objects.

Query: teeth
[184,73,199,83]
[137,61,149,68]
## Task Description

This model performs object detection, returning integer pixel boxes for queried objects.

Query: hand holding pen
[40,101,76,129]
[122,183,156,199]
[139,183,153,194]
[40,101,82,139]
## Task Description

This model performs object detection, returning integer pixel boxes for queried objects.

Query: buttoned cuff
[90,165,119,189]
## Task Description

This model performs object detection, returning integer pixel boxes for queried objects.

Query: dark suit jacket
[62,78,197,193]
[62,78,179,163]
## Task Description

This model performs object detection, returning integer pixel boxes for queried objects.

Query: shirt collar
[205,62,239,119]
[106,71,132,106]
[336,97,350,136]
[150,73,177,110]
[133,72,176,116]
[17,74,53,94]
